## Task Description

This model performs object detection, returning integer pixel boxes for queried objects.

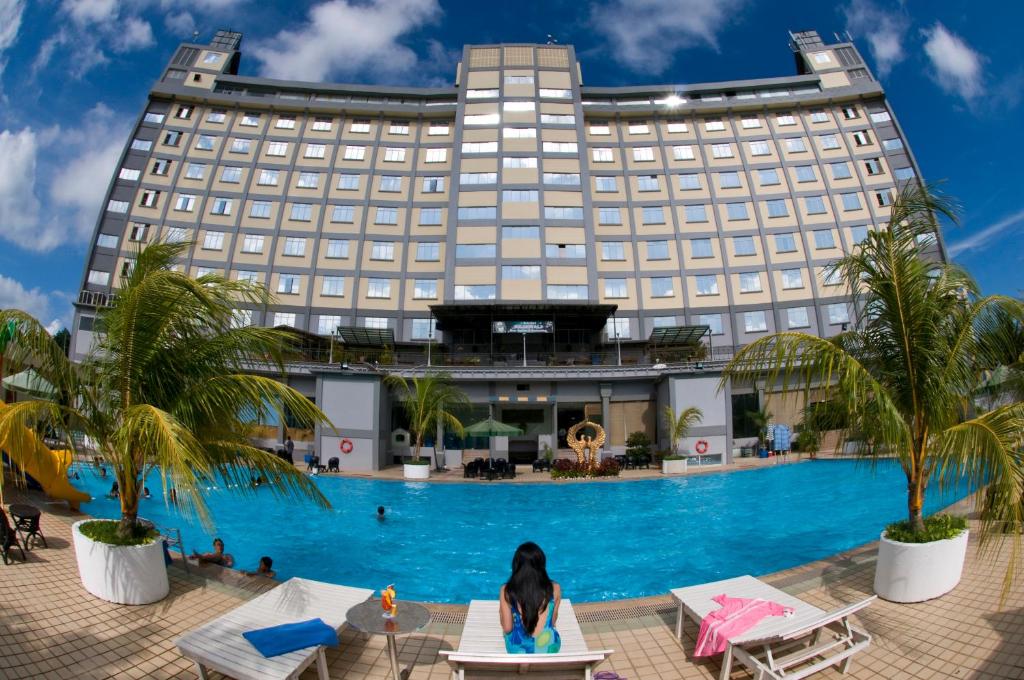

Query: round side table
[346,599,431,680]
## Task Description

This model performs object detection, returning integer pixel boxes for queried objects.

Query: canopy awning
[335,326,395,347]
[647,325,711,347]
[430,302,618,333]
[463,416,525,437]
[1,368,56,398]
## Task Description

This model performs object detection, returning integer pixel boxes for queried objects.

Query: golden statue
[567,420,606,472]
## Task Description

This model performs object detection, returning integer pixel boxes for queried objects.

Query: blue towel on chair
[242,618,338,657]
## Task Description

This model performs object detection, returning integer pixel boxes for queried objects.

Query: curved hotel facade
[71,30,941,468]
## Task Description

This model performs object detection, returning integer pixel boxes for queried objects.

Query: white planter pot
[403,463,431,480]
[72,520,169,605]
[662,458,688,475]
[873,529,969,603]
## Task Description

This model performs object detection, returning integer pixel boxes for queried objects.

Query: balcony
[76,290,115,308]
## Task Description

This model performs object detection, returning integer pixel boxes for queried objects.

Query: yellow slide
[1,404,90,510]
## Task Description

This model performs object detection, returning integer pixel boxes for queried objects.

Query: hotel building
[70,30,942,469]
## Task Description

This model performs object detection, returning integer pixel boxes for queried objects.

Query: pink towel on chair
[694,594,793,657]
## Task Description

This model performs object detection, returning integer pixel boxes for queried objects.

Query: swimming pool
[72,460,971,603]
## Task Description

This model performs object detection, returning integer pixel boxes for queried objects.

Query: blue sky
[0,0,1021,330]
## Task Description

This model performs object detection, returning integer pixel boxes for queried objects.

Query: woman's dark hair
[504,542,553,635]
[213,538,224,549]
[260,556,273,569]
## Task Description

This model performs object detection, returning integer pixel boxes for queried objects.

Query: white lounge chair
[671,575,874,680]
[440,599,613,680]
[175,577,373,680]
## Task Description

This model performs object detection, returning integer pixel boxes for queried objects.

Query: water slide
[1,404,90,510]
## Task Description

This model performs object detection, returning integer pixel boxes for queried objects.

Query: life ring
[340,438,354,454]
[695,439,709,454]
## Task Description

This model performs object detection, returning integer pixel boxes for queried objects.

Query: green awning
[463,417,524,437]
[1,368,56,398]
[648,325,711,346]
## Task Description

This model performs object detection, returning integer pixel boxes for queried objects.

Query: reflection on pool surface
[73,459,971,603]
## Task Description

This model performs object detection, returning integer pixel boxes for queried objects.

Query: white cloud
[113,17,155,52]
[61,0,118,26]
[0,128,42,248]
[842,0,909,78]
[251,0,442,82]
[0,0,25,52]
[590,0,745,74]
[922,22,985,101]
[0,274,65,332]
[948,208,1024,257]
[164,10,196,37]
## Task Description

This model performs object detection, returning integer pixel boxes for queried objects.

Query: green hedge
[79,520,159,546]
[884,514,967,544]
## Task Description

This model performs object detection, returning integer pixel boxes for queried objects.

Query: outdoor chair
[463,460,480,478]
[481,459,498,481]
[327,457,340,473]
[503,462,517,479]
[306,455,320,472]
[14,512,46,549]
[671,575,874,680]
[631,454,651,469]
[532,459,551,472]
[614,454,629,469]
[1,509,26,565]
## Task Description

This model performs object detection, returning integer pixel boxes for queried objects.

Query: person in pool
[106,481,119,498]
[376,505,386,520]
[499,542,562,654]
[243,556,276,579]
[190,538,234,567]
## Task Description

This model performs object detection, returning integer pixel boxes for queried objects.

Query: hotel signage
[491,320,554,334]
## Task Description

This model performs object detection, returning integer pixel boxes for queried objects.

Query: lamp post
[427,325,434,367]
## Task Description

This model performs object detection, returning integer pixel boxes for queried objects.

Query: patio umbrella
[2,368,56,399]
[463,417,524,437]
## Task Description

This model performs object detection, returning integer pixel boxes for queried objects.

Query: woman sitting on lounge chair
[499,542,561,654]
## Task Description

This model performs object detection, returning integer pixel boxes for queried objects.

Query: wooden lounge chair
[175,577,372,680]
[440,599,612,680]
[671,575,874,680]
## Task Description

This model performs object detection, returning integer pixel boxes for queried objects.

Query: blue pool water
[71,460,970,603]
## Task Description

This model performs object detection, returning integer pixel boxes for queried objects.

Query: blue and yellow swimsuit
[504,599,562,654]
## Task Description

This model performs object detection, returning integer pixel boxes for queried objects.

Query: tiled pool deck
[1,488,1022,679]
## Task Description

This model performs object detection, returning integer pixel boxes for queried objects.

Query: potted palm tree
[662,406,703,474]
[385,373,467,480]
[0,243,330,605]
[722,184,1024,603]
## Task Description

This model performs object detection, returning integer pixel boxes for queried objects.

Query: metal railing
[77,289,116,308]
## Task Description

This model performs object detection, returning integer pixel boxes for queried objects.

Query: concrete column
[599,383,612,457]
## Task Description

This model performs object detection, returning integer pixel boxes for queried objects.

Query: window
[424,149,447,163]
[748,140,771,156]
[726,203,749,220]
[503,157,537,168]
[628,121,650,134]
[758,168,780,185]
[765,199,788,218]
[592,148,614,162]
[852,130,871,147]
[87,270,111,285]
[363,317,388,330]
[350,120,371,133]
[502,265,540,280]
[544,206,583,219]
[503,127,536,139]
[460,172,497,184]
[503,101,535,112]
[841,193,862,211]
[273,312,296,327]
[606,318,630,340]
[870,111,892,123]
[814,230,836,249]
[504,226,540,240]
[604,279,628,298]
[257,169,279,186]
[547,285,588,300]
[540,114,575,124]
[331,205,354,223]
[685,204,707,222]
[454,284,496,300]
[828,304,850,325]
[776,114,796,126]
[810,110,829,123]
[589,123,610,135]
[175,105,193,120]
[367,278,391,298]
[864,158,883,175]
[895,167,915,181]
[318,315,342,335]
[174,194,194,211]
[419,208,442,225]
[379,175,401,192]
[805,196,827,214]
[691,238,713,258]
[375,206,398,224]
[370,241,395,260]
[96,233,118,249]
[118,168,140,181]
[819,134,841,150]
[539,88,572,99]
[240,113,260,127]
[230,138,251,153]
[164,131,185,148]
[743,311,767,333]
[595,176,618,192]
[546,244,586,258]
[875,190,894,207]
[637,175,659,191]
[152,159,171,176]
[601,242,625,260]
[466,89,498,99]
[678,174,700,190]
[811,51,831,65]
[143,112,164,124]
[733,235,755,256]
[502,190,538,202]
[455,244,497,259]
[787,307,810,328]
[711,143,733,159]
[704,119,726,132]
[673,145,695,160]
[457,206,497,220]
[775,233,797,253]
[543,141,578,154]
[131,138,154,152]
[842,106,859,120]
[650,277,674,297]
[195,135,216,151]
[219,166,241,183]
[241,234,264,253]
[642,206,665,224]
[544,172,580,185]
[698,313,723,335]
[275,115,296,130]
[850,226,869,243]
[740,116,762,129]
[882,138,904,151]
[781,268,803,289]
[416,242,440,261]
[411,279,437,299]
[647,240,669,260]
[785,138,806,153]
[719,171,741,189]
[659,120,685,134]
[289,203,312,221]
[325,239,349,258]
[795,165,816,183]
[824,268,842,286]
[343,145,366,160]
[296,172,320,189]
[283,237,306,257]
[311,118,333,132]
[249,201,271,218]
[598,208,622,225]
[337,174,359,190]
[411,318,437,339]
[830,162,852,180]
[304,144,326,159]
[210,197,232,216]
[428,123,450,136]
[505,75,534,84]
[266,141,288,157]
[165,227,188,243]
[382,147,407,162]
[695,275,719,296]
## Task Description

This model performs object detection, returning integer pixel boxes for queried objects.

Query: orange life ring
[340,438,354,454]
[695,439,709,454]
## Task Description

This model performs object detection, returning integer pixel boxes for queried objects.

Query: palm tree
[721,183,1024,541]
[385,373,468,463]
[663,405,704,456]
[746,408,773,453]
[0,242,330,539]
